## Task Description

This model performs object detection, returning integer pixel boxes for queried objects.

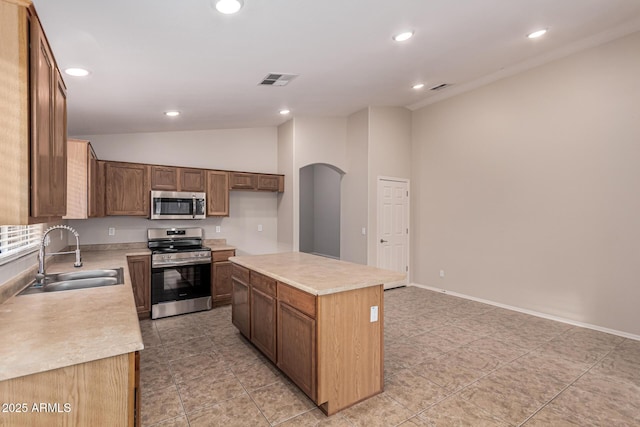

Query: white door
[377,178,409,289]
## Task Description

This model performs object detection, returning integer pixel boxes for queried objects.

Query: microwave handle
[192,195,196,218]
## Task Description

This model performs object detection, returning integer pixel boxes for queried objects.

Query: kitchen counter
[0,249,146,382]
[229,251,405,295]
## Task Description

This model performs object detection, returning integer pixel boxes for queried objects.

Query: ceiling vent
[259,73,298,86]
[430,83,451,91]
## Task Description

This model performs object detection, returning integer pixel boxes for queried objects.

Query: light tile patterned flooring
[139,286,640,426]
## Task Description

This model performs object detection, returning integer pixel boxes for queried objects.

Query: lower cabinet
[211,250,235,306]
[127,255,151,318]
[0,352,140,426]
[277,297,316,401]
[250,275,277,363]
[230,263,384,415]
[231,265,251,338]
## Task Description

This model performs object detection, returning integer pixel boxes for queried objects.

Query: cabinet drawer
[212,250,235,262]
[278,282,316,318]
[251,271,276,297]
[232,264,249,284]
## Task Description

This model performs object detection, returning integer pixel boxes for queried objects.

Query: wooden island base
[229,252,404,415]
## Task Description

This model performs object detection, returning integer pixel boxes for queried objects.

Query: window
[0,224,44,264]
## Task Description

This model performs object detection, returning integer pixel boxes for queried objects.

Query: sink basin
[43,277,119,292]
[19,267,124,295]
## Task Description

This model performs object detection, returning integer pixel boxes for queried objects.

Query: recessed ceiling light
[393,31,414,42]
[412,83,425,90]
[214,0,244,14]
[164,111,180,117]
[279,109,290,115]
[527,29,547,39]
[64,68,90,77]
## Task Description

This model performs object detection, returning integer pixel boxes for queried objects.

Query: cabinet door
[127,255,151,316]
[30,16,67,218]
[251,286,277,363]
[277,301,316,401]
[212,260,232,306]
[257,175,281,192]
[150,166,178,191]
[232,278,251,338]
[105,162,150,216]
[88,148,105,218]
[180,168,205,192]
[206,171,229,216]
[229,172,257,190]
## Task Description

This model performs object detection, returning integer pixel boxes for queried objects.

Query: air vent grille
[259,73,298,86]
[430,83,451,91]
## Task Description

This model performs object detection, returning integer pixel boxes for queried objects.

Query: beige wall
[277,120,295,250]
[411,31,640,336]
[368,107,412,266]
[342,109,369,264]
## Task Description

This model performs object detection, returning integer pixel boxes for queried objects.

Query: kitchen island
[229,252,405,415]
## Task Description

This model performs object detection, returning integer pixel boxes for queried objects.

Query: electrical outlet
[257,224,263,232]
[370,306,379,322]
[108,227,116,236]
[361,227,366,235]
[439,270,445,278]
[216,226,221,233]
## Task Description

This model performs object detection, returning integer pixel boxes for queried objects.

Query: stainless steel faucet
[36,225,83,284]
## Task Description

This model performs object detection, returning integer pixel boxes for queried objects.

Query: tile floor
[139,286,640,426]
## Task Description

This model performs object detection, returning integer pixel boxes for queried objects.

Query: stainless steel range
[148,228,212,319]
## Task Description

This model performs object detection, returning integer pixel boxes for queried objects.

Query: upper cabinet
[230,172,284,192]
[151,166,206,192]
[105,162,150,216]
[207,170,229,217]
[65,139,105,219]
[0,2,68,224]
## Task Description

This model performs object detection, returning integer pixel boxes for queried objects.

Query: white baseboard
[409,282,640,342]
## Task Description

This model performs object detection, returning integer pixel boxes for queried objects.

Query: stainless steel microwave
[150,191,206,220]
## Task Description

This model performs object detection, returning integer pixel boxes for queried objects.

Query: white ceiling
[33,0,640,136]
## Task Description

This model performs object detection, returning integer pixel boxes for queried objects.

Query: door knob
[380,239,387,243]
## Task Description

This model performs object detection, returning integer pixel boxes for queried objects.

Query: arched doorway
[299,163,344,258]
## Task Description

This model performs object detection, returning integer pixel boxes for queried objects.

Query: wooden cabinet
[0,352,139,426]
[212,249,235,306]
[91,159,106,218]
[151,166,206,192]
[65,139,104,219]
[180,168,205,192]
[230,260,384,415]
[1,2,68,224]
[229,172,258,190]
[150,166,178,191]
[231,264,251,338]
[258,174,284,192]
[128,255,151,318]
[207,170,229,216]
[230,172,285,192]
[30,13,67,219]
[250,272,277,362]
[277,283,317,401]
[105,162,150,216]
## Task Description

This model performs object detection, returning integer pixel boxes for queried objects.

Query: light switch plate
[370,306,379,322]
[216,226,221,233]
[108,227,115,236]
[258,224,263,232]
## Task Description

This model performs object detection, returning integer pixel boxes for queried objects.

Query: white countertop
[0,249,146,382]
[229,252,406,296]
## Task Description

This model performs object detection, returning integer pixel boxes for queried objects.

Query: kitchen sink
[19,268,124,295]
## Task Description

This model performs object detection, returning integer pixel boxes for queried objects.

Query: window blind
[0,224,44,264]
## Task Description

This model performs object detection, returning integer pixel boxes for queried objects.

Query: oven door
[150,191,206,219]
[151,262,211,305]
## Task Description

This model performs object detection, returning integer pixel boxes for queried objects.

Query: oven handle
[152,259,212,268]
